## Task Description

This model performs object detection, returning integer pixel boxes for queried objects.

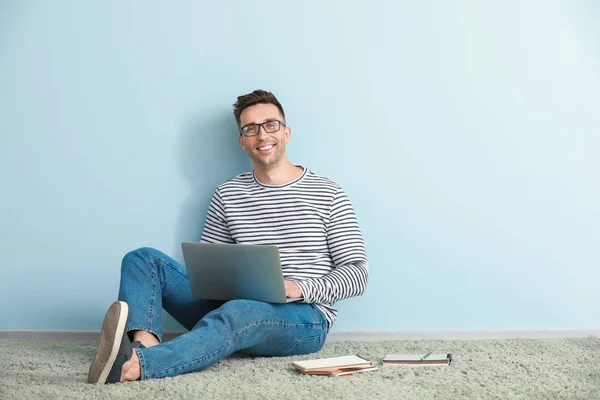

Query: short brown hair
[233,90,286,127]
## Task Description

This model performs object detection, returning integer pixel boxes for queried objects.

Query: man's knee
[216,300,272,324]
[121,247,163,271]
[220,299,265,312]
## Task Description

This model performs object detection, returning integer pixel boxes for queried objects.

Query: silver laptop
[181,242,302,304]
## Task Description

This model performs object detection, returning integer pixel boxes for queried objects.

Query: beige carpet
[1,337,599,399]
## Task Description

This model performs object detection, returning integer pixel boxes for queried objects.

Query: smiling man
[87,90,369,383]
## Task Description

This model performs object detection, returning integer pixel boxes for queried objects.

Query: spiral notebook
[383,352,452,366]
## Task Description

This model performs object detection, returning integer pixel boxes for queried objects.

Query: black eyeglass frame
[239,120,286,137]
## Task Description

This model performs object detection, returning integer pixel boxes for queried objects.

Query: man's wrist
[295,281,309,302]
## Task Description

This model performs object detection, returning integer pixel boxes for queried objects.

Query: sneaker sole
[88,301,129,384]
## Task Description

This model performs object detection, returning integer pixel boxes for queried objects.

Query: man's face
[238,103,291,168]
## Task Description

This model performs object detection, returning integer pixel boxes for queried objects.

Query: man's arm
[294,188,369,303]
[199,188,235,244]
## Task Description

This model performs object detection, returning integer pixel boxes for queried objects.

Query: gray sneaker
[88,301,133,384]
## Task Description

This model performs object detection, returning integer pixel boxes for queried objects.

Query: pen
[421,352,432,360]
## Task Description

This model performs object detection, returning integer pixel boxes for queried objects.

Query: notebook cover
[383,354,450,362]
[292,355,371,372]
[301,366,379,376]
[383,353,452,365]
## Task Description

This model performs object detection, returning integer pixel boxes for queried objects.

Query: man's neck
[254,162,304,186]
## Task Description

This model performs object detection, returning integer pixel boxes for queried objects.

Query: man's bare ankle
[132,330,160,348]
[121,348,141,382]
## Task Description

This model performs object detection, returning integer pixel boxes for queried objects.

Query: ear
[238,135,247,152]
[284,125,292,144]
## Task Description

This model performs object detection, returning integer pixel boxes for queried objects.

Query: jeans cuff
[126,326,163,343]
[134,348,146,381]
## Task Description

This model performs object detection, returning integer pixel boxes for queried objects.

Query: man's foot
[88,301,141,384]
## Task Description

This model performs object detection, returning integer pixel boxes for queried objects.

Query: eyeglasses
[239,120,285,137]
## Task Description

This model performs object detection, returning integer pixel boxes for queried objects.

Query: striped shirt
[199,167,369,327]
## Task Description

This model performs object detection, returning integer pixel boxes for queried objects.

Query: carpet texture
[1,337,599,399]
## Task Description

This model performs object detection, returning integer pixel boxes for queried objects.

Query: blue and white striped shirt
[199,167,369,327]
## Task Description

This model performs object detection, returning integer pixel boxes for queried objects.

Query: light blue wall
[1,1,599,331]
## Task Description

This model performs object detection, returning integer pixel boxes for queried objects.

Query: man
[87,90,369,383]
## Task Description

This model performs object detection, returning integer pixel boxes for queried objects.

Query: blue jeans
[117,247,329,380]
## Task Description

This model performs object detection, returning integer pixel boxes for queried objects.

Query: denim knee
[220,299,266,313]
[208,299,269,328]
[121,247,161,272]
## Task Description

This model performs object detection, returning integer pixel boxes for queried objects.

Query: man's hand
[284,281,303,299]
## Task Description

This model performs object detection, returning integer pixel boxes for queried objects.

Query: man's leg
[89,247,222,383]
[125,299,329,381]
[118,247,223,344]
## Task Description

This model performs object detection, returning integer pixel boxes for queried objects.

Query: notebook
[291,355,377,376]
[303,366,379,377]
[383,352,452,366]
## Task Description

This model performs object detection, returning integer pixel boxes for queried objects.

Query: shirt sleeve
[199,188,235,244]
[295,187,369,304]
